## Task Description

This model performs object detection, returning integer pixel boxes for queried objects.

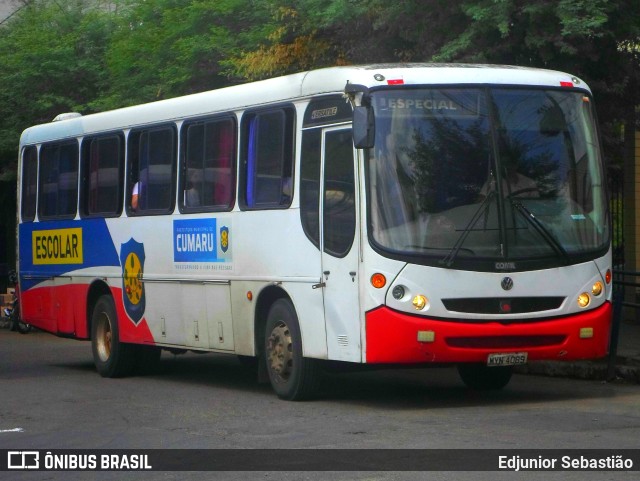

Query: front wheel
[264,299,320,401]
[91,295,135,378]
[457,364,513,390]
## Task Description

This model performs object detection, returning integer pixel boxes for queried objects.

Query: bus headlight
[412,295,428,310]
[591,282,603,297]
[577,293,591,308]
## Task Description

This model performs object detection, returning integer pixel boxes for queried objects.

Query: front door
[320,127,361,362]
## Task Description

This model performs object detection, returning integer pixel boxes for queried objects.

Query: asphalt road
[1,328,639,481]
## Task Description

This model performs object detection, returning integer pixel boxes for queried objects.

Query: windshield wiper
[440,191,495,267]
[510,201,570,264]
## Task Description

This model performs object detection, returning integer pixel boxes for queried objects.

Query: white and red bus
[17,64,612,399]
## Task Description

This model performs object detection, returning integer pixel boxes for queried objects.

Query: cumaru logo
[32,228,83,265]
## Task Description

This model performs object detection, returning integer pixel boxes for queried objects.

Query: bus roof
[19,63,588,146]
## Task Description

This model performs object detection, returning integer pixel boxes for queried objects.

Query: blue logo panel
[173,218,232,263]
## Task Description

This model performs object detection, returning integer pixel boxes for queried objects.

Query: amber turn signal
[371,273,387,289]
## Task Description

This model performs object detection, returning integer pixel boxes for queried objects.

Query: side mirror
[352,106,375,149]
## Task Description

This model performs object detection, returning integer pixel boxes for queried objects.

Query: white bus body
[17,64,612,399]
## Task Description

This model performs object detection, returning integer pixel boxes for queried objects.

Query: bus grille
[446,335,566,349]
[442,297,565,314]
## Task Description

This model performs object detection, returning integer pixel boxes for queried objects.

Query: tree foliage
[230,0,639,161]
[0,0,116,179]
[102,0,271,108]
[229,6,334,80]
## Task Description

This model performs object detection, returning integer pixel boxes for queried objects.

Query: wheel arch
[86,279,114,338]
[254,285,292,356]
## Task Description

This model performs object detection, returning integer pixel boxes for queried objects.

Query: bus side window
[180,116,236,212]
[127,125,177,215]
[323,129,356,258]
[38,141,79,220]
[241,107,295,209]
[81,134,124,218]
[21,146,38,222]
[300,129,321,249]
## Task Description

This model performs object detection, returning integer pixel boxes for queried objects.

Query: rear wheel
[91,295,135,378]
[264,299,320,401]
[457,363,513,390]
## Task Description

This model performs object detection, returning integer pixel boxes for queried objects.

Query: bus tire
[457,364,513,391]
[91,295,135,378]
[264,299,320,401]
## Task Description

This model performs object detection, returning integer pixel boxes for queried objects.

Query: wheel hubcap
[267,321,293,382]
[96,314,112,362]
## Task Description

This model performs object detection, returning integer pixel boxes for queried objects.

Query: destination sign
[375,91,480,118]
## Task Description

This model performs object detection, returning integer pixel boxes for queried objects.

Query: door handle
[313,271,331,289]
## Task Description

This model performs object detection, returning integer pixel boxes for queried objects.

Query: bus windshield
[367,87,609,269]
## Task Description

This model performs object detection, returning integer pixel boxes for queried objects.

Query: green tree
[227,1,470,79]
[232,1,639,161]
[430,0,640,163]
[0,0,116,181]
[102,0,274,108]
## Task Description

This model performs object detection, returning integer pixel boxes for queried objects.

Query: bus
[16,64,612,400]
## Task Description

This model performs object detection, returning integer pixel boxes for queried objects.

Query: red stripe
[21,284,155,344]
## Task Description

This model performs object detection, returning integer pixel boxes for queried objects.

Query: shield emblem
[120,238,146,325]
[220,226,229,253]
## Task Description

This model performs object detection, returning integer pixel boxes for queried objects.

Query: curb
[515,358,640,384]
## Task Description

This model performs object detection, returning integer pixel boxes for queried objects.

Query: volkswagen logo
[501,277,514,291]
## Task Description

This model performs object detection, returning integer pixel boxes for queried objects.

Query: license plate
[487,352,528,367]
